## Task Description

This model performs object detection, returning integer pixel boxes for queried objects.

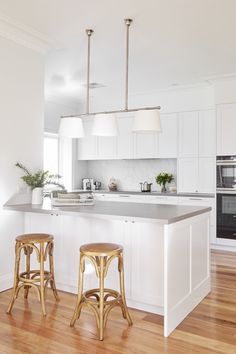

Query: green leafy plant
[15,162,65,190]
[155,172,174,187]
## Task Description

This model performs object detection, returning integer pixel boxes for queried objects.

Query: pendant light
[60,19,161,135]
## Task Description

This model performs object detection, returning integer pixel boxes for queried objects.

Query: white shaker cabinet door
[178,112,198,157]
[158,113,178,158]
[199,110,216,157]
[133,132,158,158]
[117,116,134,159]
[77,119,97,160]
[198,157,216,193]
[97,136,117,160]
[217,103,236,155]
[131,221,164,307]
[178,158,199,193]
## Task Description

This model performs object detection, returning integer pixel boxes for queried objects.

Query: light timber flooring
[0,250,236,353]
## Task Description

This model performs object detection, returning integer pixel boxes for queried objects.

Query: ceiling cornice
[0,13,55,54]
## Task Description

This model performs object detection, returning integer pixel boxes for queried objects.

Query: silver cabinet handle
[189,198,203,200]
[233,216,236,218]
[119,195,130,197]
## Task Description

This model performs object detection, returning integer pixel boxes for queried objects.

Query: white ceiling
[0,0,236,108]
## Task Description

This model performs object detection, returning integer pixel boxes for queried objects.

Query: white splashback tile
[86,159,177,191]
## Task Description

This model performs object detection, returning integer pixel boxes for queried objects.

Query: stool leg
[7,241,21,314]
[98,256,105,341]
[70,254,85,326]
[39,242,46,316]
[118,253,132,326]
[24,246,31,299]
[48,242,59,301]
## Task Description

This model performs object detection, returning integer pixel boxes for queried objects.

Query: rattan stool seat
[16,233,53,243]
[80,242,123,256]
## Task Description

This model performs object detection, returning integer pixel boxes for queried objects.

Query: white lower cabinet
[178,197,216,244]
[24,212,161,310]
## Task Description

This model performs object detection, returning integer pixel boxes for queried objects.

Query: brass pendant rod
[124,19,132,111]
[85,29,94,115]
[61,105,161,119]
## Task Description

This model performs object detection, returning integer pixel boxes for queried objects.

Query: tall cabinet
[217,103,236,156]
[178,110,216,193]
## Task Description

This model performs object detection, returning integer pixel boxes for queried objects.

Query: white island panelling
[12,199,210,337]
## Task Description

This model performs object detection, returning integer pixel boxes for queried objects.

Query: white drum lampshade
[132,109,161,132]
[92,113,118,136]
[59,117,84,138]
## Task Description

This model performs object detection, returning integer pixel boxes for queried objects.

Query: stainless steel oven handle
[217,160,236,164]
[216,189,236,194]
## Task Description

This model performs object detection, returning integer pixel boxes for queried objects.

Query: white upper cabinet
[217,103,236,155]
[158,113,178,158]
[77,109,216,162]
[178,112,198,157]
[117,116,134,159]
[77,119,97,160]
[133,132,158,159]
[97,136,117,160]
[178,157,215,193]
[198,157,216,193]
[199,110,216,157]
[178,158,199,193]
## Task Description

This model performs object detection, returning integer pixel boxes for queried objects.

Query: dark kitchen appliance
[140,181,152,192]
[94,181,101,190]
[217,192,236,239]
[82,178,94,191]
[216,156,236,239]
[217,155,236,191]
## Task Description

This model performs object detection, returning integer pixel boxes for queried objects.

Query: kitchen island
[4,197,211,337]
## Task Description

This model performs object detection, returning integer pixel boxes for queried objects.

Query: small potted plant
[16,162,65,204]
[155,172,174,193]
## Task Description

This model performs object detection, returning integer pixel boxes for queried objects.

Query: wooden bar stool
[70,242,132,340]
[7,233,59,316]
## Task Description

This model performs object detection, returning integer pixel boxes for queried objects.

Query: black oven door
[217,193,236,239]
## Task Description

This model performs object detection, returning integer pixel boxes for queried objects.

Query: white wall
[0,36,44,290]
[213,77,236,104]
[44,100,77,133]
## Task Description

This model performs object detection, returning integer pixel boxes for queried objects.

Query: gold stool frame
[7,233,59,316]
[70,243,132,340]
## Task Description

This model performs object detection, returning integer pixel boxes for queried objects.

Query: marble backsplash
[85,159,177,192]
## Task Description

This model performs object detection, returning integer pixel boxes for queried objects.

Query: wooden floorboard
[0,250,236,353]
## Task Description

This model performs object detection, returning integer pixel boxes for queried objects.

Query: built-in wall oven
[217,156,236,239]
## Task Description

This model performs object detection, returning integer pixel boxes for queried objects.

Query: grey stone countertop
[75,190,215,198]
[4,200,211,225]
